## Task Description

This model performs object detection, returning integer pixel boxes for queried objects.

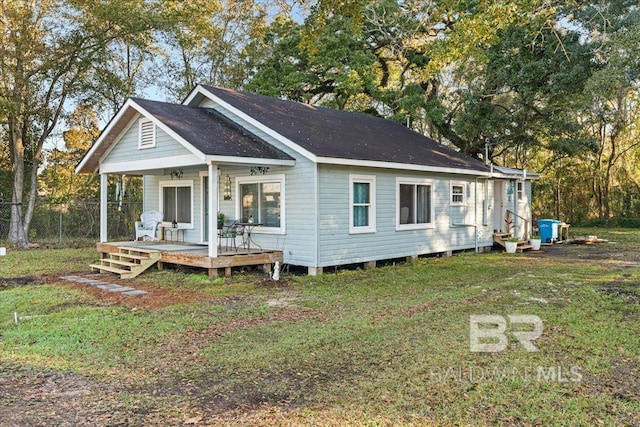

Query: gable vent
[139,120,156,149]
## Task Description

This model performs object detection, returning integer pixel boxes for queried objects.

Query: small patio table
[238,222,263,251]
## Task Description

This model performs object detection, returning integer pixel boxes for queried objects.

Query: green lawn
[0,228,638,426]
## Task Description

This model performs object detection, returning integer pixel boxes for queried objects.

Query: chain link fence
[0,199,143,244]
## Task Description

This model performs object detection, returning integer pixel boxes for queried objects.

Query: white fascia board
[188,85,318,162]
[203,155,295,167]
[75,98,139,174]
[490,172,541,180]
[99,154,203,174]
[316,156,491,177]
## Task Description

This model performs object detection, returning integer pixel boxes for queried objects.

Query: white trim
[186,85,318,162]
[100,154,203,174]
[199,172,208,244]
[317,156,490,177]
[100,174,108,242]
[101,155,293,174]
[349,174,376,234]
[517,180,524,201]
[159,180,195,228]
[450,181,467,206]
[396,177,435,231]
[208,164,218,258]
[235,174,286,235]
[138,119,156,149]
[203,155,295,167]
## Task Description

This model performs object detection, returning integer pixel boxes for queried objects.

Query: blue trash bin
[538,219,560,243]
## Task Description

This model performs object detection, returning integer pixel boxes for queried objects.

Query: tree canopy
[2,0,640,247]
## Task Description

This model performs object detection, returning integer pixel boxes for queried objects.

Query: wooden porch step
[109,252,149,261]
[90,247,160,279]
[517,244,533,253]
[104,258,139,268]
[494,233,537,253]
[493,233,511,248]
[90,264,129,275]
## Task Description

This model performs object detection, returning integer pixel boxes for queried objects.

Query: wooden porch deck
[96,241,283,278]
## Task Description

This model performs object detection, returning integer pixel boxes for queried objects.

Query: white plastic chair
[135,210,163,241]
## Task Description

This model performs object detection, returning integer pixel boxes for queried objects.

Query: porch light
[224,174,232,200]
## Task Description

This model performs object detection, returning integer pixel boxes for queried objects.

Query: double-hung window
[237,174,285,233]
[517,181,524,201]
[349,175,376,234]
[160,180,193,227]
[451,182,466,205]
[397,178,433,230]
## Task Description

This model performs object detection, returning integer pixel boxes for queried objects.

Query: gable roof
[196,85,491,174]
[132,98,294,161]
[76,98,294,173]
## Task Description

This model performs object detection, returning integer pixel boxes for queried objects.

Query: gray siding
[317,165,494,267]
[103,117,194,165]
[143,167,205,243]
[197,98,319,267]
[131,97,538,269]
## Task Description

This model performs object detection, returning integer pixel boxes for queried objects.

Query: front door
[493,180,505,232]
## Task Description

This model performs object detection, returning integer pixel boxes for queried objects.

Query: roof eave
[203,155,295,167]
[316,156,491,176]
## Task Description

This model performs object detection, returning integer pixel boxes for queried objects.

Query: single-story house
[76,84,538,275]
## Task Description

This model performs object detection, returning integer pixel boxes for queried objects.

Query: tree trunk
[8,118,29,248]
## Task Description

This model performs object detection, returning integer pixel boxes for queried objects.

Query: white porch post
[208,163,218,258]
[100,173,108,243]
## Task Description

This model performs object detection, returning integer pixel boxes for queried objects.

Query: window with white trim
[451,182,466,205]
[237,174,285,233]
[160,180,193,226]
[517,181,524,201]
[138,119,156,149]
[349,175,376,234]
[397,178,433,230]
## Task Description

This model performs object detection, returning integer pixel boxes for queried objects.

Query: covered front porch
[97,240,283,279]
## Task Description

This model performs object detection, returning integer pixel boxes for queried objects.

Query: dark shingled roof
[132,98,294,161]
[201,85,490,173]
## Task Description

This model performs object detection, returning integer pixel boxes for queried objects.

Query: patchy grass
[0,228,638,426]
[0,246,98,277]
